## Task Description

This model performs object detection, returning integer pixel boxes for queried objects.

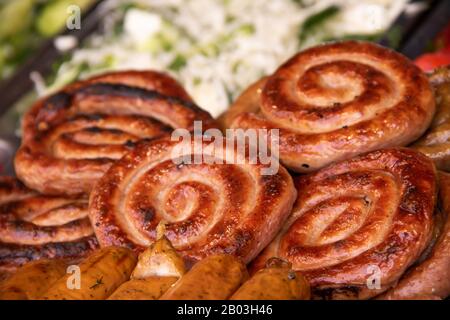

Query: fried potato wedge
[0,259,66,300]
[40,247,136,300]
[109,233,186,300]
[160,254,248,300]
[108,277,178,300]
[230,258,310,300]
[132,236,185,279]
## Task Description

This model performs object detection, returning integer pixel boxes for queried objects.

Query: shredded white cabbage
[47,0,408,118]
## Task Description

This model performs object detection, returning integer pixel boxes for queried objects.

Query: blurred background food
[0,0,95,81]
[0,0,408,124]
[415,21,450,71]
[26,0,409,116]
[0,0,448,175]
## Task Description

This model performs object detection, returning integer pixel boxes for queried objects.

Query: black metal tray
[381,0,450,58]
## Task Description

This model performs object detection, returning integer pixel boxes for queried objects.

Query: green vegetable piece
[299,5,340,43]
[324,33,382,43]
[169,54,187,71]
[200,43,219,57]
[0,0,34,40]
[385,26,402,50]
[236,24,255,36]
[36,0,94,37]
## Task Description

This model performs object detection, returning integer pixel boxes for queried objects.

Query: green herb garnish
[89,277,104,290]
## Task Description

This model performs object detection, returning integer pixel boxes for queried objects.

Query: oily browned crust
[226,41,435,173]
[0,236,98,273]
[378,171,450,300]
[251,148,437,299]
[412,66,450,171]
[89,137,297,264]
[0,177,98,271]
[218,77,268,130]
[15,70,217,196]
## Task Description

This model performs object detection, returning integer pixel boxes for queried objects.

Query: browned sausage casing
[378,171,450,300]
[251,149,437,299]
[15,71,216,195]
[226,41,435,172]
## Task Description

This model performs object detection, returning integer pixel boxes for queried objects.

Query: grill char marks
[0,236,99,272]
[43,92,72,112]
[35,92,73,129]
[0,177,99,271]
[312,285,362,300]
[14,70,217,195]
[76,83,203,113]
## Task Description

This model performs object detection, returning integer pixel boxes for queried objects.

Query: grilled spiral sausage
[14,71,216,195]
[251,149,437,299]
[225,41,435,172]
[0,177,98,271]
[89,136,296,264]
[412,66,450,171]
[378,171,450,300]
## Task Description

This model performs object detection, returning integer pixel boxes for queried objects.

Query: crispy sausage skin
[15,71,216,195]
[0,177,98,272]
[89,137,296,265]
[252,148,437,299]
[227,41,435,172]
[378,171,450,300]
